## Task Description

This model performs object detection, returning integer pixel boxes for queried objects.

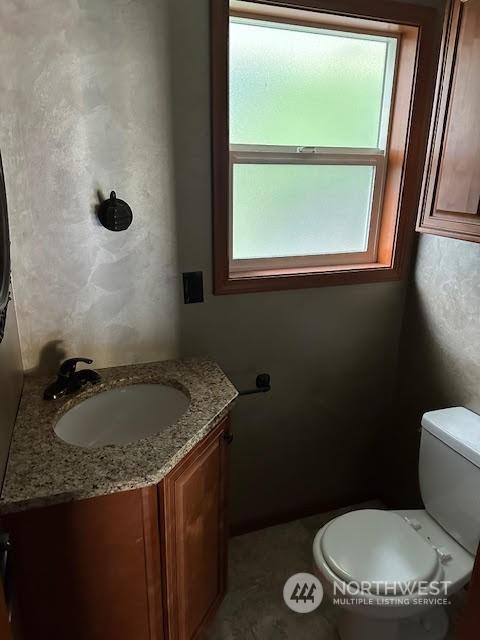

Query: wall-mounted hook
[98,191,133,232]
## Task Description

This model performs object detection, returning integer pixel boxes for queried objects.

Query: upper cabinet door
[418,0,480,241]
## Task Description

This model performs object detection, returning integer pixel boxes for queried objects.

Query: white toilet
[313,407,480,640]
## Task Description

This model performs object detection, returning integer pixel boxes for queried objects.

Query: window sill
[214,261,403,295]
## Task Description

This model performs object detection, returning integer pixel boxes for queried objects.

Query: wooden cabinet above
[417,0,480,242]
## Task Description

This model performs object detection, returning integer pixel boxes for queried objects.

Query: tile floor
[207,506,466,640]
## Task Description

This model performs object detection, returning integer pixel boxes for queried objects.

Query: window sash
[229,17,399,152]
[229,145,386,273]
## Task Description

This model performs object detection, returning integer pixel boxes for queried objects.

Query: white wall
[386,234,480,506]
[0,0,180,372]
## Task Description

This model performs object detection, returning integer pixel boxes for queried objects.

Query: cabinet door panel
[162,419,228,640]
[418,0,480,241]
[2,487,163,640]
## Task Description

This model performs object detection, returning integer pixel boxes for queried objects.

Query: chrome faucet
[43,357,101,400]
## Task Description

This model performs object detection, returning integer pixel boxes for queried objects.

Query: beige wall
[0,297,23,484]
[386,234,480,506]
[0,0,180,373]
[168,0,421,528]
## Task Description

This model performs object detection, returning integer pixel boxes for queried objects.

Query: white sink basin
[54,384,190,448]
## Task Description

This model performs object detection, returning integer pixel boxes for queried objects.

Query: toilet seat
[312,509,470,639]
[319,510,441,596]
[314,508,474,640]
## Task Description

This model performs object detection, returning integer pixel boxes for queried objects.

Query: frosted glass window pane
[232,164,375,259]
[230,20,396,148]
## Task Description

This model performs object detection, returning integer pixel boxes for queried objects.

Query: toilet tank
[420,407,480,555]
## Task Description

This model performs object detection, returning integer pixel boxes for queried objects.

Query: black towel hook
[98,191,133,232]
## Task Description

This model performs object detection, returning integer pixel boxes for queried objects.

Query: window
[211,0,439,293]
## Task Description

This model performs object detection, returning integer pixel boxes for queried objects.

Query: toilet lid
[320,510,439,595]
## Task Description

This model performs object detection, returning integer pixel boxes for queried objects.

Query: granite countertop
[0,358,238,515]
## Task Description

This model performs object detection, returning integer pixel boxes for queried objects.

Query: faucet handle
[59,358,93,378]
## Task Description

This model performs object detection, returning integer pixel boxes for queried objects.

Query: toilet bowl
[313,508,473,640]
[312,407,480,640]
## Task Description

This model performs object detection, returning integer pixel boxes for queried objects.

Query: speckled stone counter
[0,358,238,514]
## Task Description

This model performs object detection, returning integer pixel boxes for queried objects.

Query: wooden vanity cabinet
[0,417,230,640]
[417,0,480,242]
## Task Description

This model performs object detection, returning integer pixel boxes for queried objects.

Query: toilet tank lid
[422,407,480,468]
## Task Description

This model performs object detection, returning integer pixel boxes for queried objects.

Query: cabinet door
[2,487,164,640]
[161,418,229,640]
[0,581,11,640]
[418,0,480,241]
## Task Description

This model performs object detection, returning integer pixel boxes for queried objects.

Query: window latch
[296,146,318,154]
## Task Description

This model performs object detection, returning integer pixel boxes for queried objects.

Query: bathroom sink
[54,384,190,448]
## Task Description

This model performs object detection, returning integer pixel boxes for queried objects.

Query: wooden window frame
[211,0,441,294]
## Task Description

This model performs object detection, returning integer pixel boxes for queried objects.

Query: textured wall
[0,297,23,485]
[386,234,480,505]
[168,0,412,529]
[0,0,444,529]
[0,0,180,372]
